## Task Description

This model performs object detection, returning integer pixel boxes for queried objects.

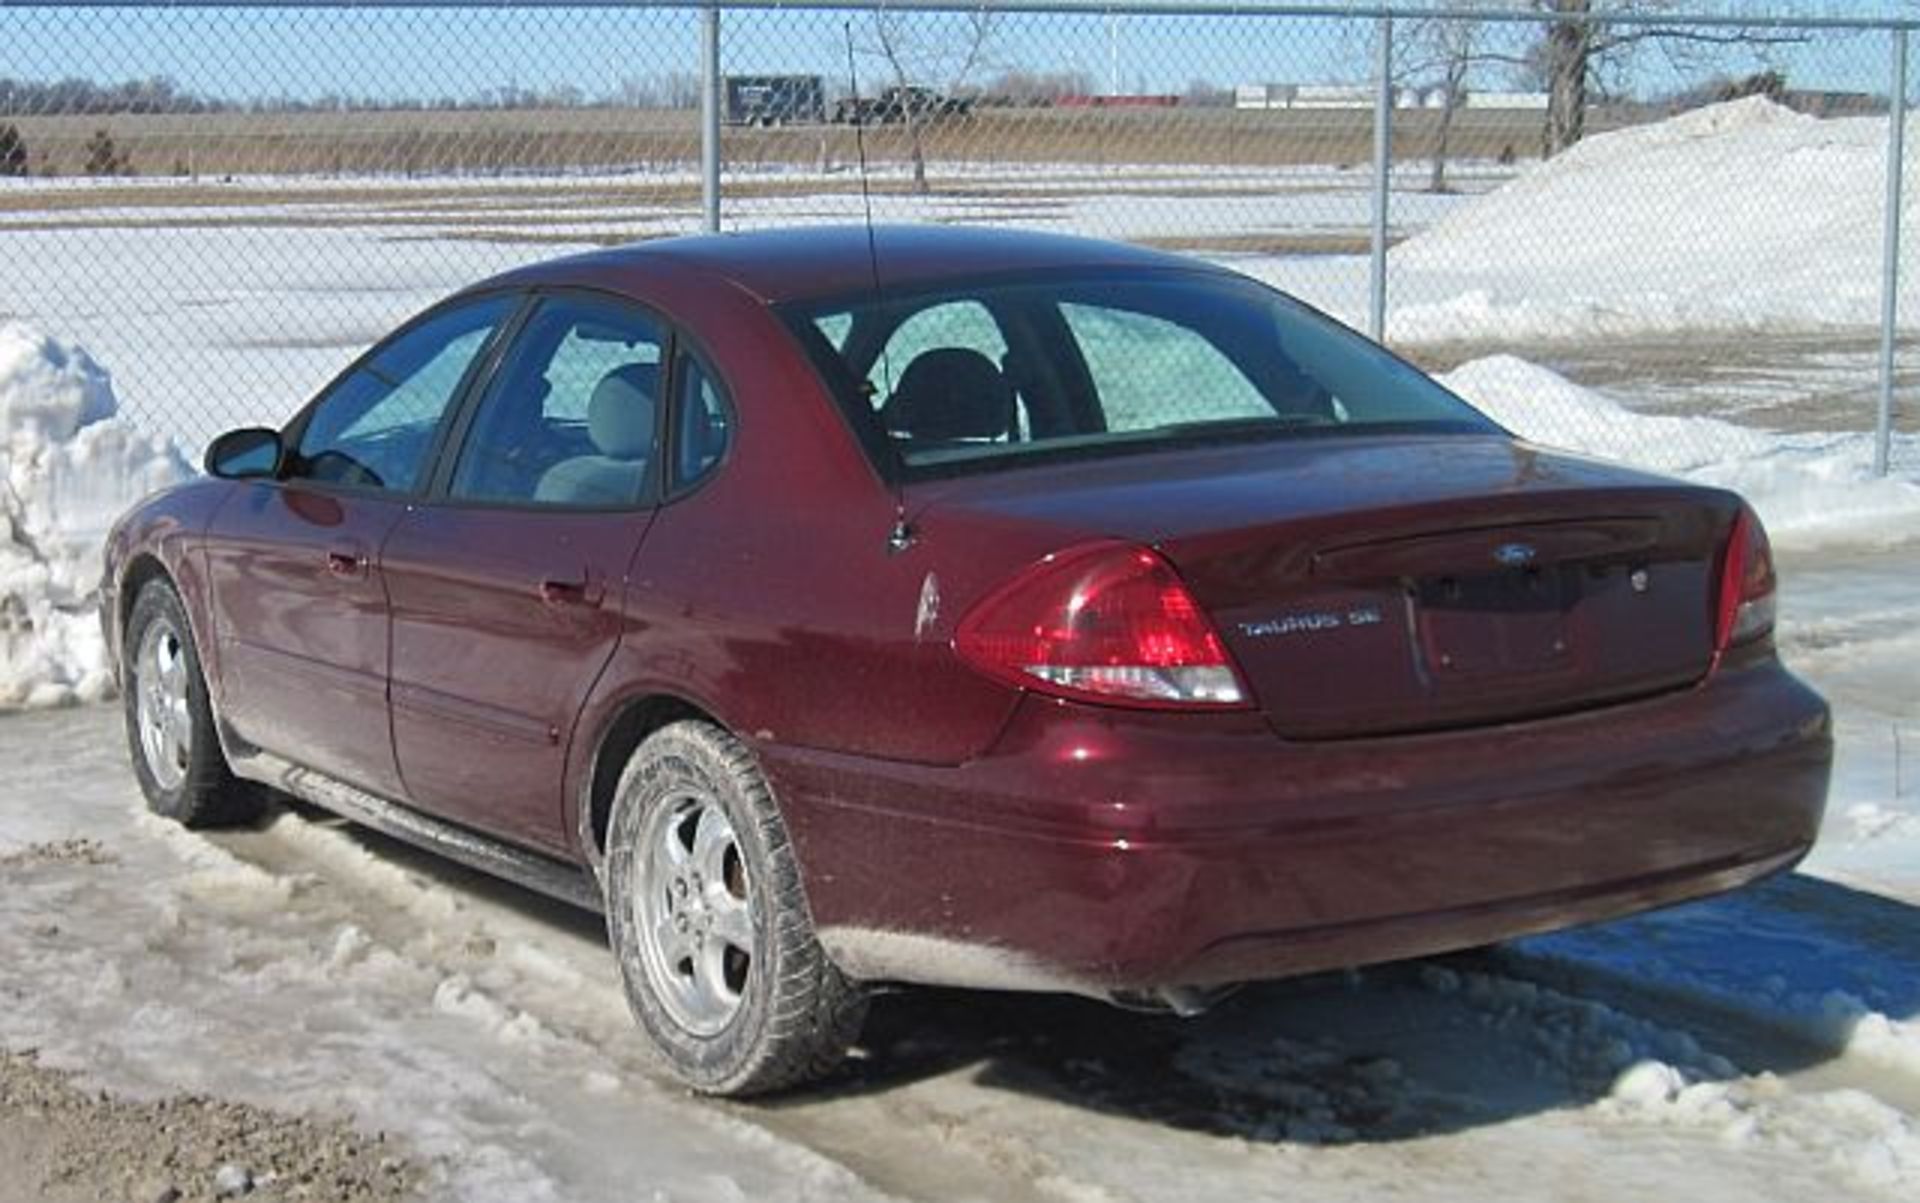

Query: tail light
[1712,505,1776,662]
[954,542,1251,710]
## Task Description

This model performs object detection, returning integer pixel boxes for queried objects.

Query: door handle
[326,546,367,578]
[539,576,605,608]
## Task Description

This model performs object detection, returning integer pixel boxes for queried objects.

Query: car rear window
[778,268,1497,477]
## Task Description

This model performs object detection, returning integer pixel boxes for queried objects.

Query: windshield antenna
[844,21,912,553]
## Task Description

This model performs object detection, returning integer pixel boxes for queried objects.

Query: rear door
[381,293,669,851]
[209,296,517,798]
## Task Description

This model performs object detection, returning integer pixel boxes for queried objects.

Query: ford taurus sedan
[103,226,1831,1096]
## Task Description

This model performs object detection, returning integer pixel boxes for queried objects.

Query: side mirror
[204,427,284,480]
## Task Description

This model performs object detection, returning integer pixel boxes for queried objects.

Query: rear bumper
[765,660,1830,997]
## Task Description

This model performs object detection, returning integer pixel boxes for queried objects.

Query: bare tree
[83,127,129,176]
[1532,0,1805,157]
[862,8,997,195]
[1393,4,1518,192]
[982,68,1095,107]
[0,123,27,177]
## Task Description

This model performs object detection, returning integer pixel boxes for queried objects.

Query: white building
[1465,91,1551,111]
[1292,84,1376,110]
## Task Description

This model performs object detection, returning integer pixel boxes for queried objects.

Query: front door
[383,294,666,849]
[208,296,517,798]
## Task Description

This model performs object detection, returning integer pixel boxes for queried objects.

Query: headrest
[883,348,1015,443]
[588,363,658,460]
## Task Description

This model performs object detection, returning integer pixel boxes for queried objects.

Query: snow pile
[1603,1065,1920,1193]
[1418,958,1920,1196]
[1385,98,1917,342]
[1,322,190,708]
[1440,354,1920,549]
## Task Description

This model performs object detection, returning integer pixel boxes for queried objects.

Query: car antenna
[845,21,914,554]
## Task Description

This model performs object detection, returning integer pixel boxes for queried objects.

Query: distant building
[1235,83,1291,110]
[1292,84,1376,110]
[1464,91,1551,111]
[723,76,825,126]
[1235,83,1377,110]
[1237,83,1550,113]
[1397,85,1452,110]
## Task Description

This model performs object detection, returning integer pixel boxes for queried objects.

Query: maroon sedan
[103,226,1829,1095]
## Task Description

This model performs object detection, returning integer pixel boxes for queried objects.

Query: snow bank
[1416,957,1920,1196]
[1382,98,1918,343]
[1,322,189,708]
[1440,354,1920,550]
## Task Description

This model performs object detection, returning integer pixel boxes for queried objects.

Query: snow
[1225,98,1920,346]
[1439,354,1920,551]
[0,322,190,709]
[1379,98,1918,344]
[0,720,894,1202]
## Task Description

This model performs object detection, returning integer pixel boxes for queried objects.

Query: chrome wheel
[635,789,755,1037]
[134,616,192,792]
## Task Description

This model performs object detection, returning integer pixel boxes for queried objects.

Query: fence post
[1878,27,1908,478]
[701,3,722,234]
[1369,15,1393,343]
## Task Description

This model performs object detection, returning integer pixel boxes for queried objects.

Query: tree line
[0,123,133,176]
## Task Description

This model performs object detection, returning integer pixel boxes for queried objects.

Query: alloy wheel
[634,789,756,1037]
[135,616,193,792]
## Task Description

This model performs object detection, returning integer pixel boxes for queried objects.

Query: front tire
[122,580,264,828]
[605,720,866,1096]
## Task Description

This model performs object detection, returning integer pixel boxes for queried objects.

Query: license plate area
[1415,568,1575,677]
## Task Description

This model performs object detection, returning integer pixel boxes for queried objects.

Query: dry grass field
[6,103,1638,179]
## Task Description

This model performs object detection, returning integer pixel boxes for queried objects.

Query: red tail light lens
[1713,505,1776,660]
[954,542,1251,709]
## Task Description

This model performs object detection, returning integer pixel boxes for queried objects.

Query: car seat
[880,348,1016,444]
[534,363,656,505]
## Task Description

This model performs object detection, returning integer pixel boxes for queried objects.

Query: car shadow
[774,872,1920,1145]
[256,801,1920,1147]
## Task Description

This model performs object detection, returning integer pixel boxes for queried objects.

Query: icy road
[0,547,1916,1203]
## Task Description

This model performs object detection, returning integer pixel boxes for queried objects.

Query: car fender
[102,478,234,701]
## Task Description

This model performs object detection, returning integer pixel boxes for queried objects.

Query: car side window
[672,351,730,490]
[290,297,513,492]
[448,296,664,508]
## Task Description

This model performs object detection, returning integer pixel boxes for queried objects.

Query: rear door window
[670,351,731,491]
[447,297,664,508]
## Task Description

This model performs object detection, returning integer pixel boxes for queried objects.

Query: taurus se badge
[1239,605,1385,639]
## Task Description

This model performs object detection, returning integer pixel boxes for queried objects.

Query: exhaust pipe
[1108,984,1240,1018]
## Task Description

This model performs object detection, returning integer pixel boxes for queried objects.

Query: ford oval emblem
[1493,542,1538,567]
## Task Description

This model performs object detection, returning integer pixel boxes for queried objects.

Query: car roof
[469,224,1219,307]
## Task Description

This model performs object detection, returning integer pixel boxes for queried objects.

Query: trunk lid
[912,436,1740,737]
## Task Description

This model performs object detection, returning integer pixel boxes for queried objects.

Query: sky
[0,2,1914,107]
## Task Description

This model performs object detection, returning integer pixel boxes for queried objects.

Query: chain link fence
[0,1,1914,475]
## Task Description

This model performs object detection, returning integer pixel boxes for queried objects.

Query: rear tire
[122,580,264,828]
[605,720,866,1096]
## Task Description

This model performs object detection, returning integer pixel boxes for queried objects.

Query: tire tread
[123,580,265,829]
[606,719,866,1097]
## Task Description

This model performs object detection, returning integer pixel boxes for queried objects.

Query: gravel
[0,1050,421,1203]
